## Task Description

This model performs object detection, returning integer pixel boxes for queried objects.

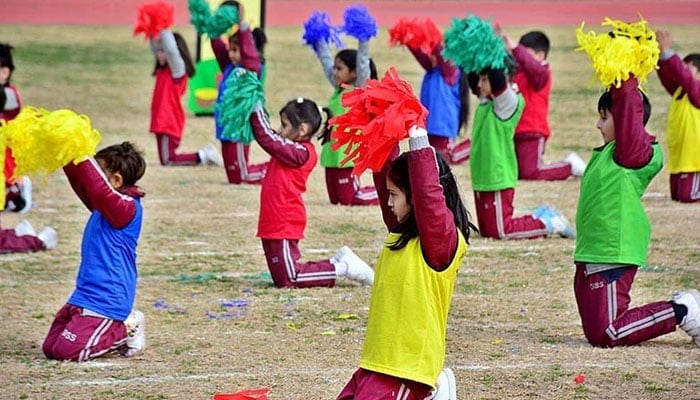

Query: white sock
[333,261,348,277]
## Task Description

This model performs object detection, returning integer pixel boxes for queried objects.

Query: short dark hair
[95,142,146,187]
[597,89,651,126]
[0,43,16,84]
[683,53,700,71]
[519,31,550,58]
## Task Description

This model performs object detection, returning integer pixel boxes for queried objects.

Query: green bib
[469,95,524,191]
[321,88,354,168]
[574,142,663,266]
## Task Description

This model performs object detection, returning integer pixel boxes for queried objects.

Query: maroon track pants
[573,264,677,347]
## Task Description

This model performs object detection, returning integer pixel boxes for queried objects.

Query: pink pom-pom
[329,67,427,175]
[134,1,175,39]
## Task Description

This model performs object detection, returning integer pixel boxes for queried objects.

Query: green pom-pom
[442,14,507,73]
[216,68,266,144]
[189,0,239,38]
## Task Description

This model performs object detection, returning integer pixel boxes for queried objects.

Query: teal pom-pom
[442,14,507,73]
[216,68,266,144]
[188,0,239,38]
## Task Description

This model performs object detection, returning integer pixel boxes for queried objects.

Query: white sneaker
[564,152,586,177]
[534,206,576,239]
[431,367,457,400]
[672,289,700,348]
[338,246,374,286]
[14,219,36,237]
[122,310,146,357]
[18,176,32,213]
[199,143,223,166]
[38,226,58,249]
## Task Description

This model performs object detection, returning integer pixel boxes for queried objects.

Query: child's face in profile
[0,66,10,85]
[228,41,241,65]
[596,108,615,144]
[333,58,356,85]
[278,113,309,142]
[477,74,492,97]
[386,178,411,223]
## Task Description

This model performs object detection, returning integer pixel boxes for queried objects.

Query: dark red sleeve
[373,145,400,231]
[250,108,309,167]
[658,54,700,107]
[408,46,433,72]
[611,77,654,168]
[63,158,137,229]
[513,45,550,91]
[211,38,230,72]
[433,44,459,86]
[409,147,458,270]
[238,27,262,76]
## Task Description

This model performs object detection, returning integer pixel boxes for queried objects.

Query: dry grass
[0,23,699,399]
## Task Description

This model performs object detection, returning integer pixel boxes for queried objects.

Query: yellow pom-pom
[576,16,659,88]
[2,106,102,178]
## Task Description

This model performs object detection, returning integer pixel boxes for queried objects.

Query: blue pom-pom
[342,5,377,41]
[302,11,343,49]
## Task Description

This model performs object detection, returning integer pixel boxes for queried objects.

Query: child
[1,42,32,213]
[42,142,148,361]
[468,67,574,240]
[212,0,268,184]
[497,27,586,180]
[403,24,471,165]
[337,126,473,399]
[573,75,700,348]
[250,97,374,288]
[655,30,700,202]
[312,34,380,206]
[149,28,222,167]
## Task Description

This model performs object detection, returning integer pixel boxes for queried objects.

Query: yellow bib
[359,230,467,387]
[666,87,700,173]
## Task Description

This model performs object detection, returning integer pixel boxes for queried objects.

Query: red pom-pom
[133,1,175,39]
[329,67,428,175]
[388,17,443,54]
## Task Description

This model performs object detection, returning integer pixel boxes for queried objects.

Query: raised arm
[314,40,337,87]
[512,44,549,90]
[158,29,186,79]
[238,22,262,76]
[211,37,231,71]
[355,39,371,87]
[408,130,458,271]
[434,44,459,86]
[611,77,654,168]
[250,106,310,167]
[63,158,138,229]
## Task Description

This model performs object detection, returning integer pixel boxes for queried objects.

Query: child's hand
[656,30,672,53]
[494,23,517,51]
[408,125,428,138]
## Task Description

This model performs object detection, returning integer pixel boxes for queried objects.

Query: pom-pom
[133,1,175,39]
[1,107,102,178]
[443,14,507,74]
[576,17,659,88]
[188,0,239,38]
[216,68,266,144]
[342,4,377,41]
[389,17,443,55]
[302,11,343,49]
[329,67,428,175]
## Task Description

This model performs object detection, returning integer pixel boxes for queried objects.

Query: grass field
[0,23,699,399]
